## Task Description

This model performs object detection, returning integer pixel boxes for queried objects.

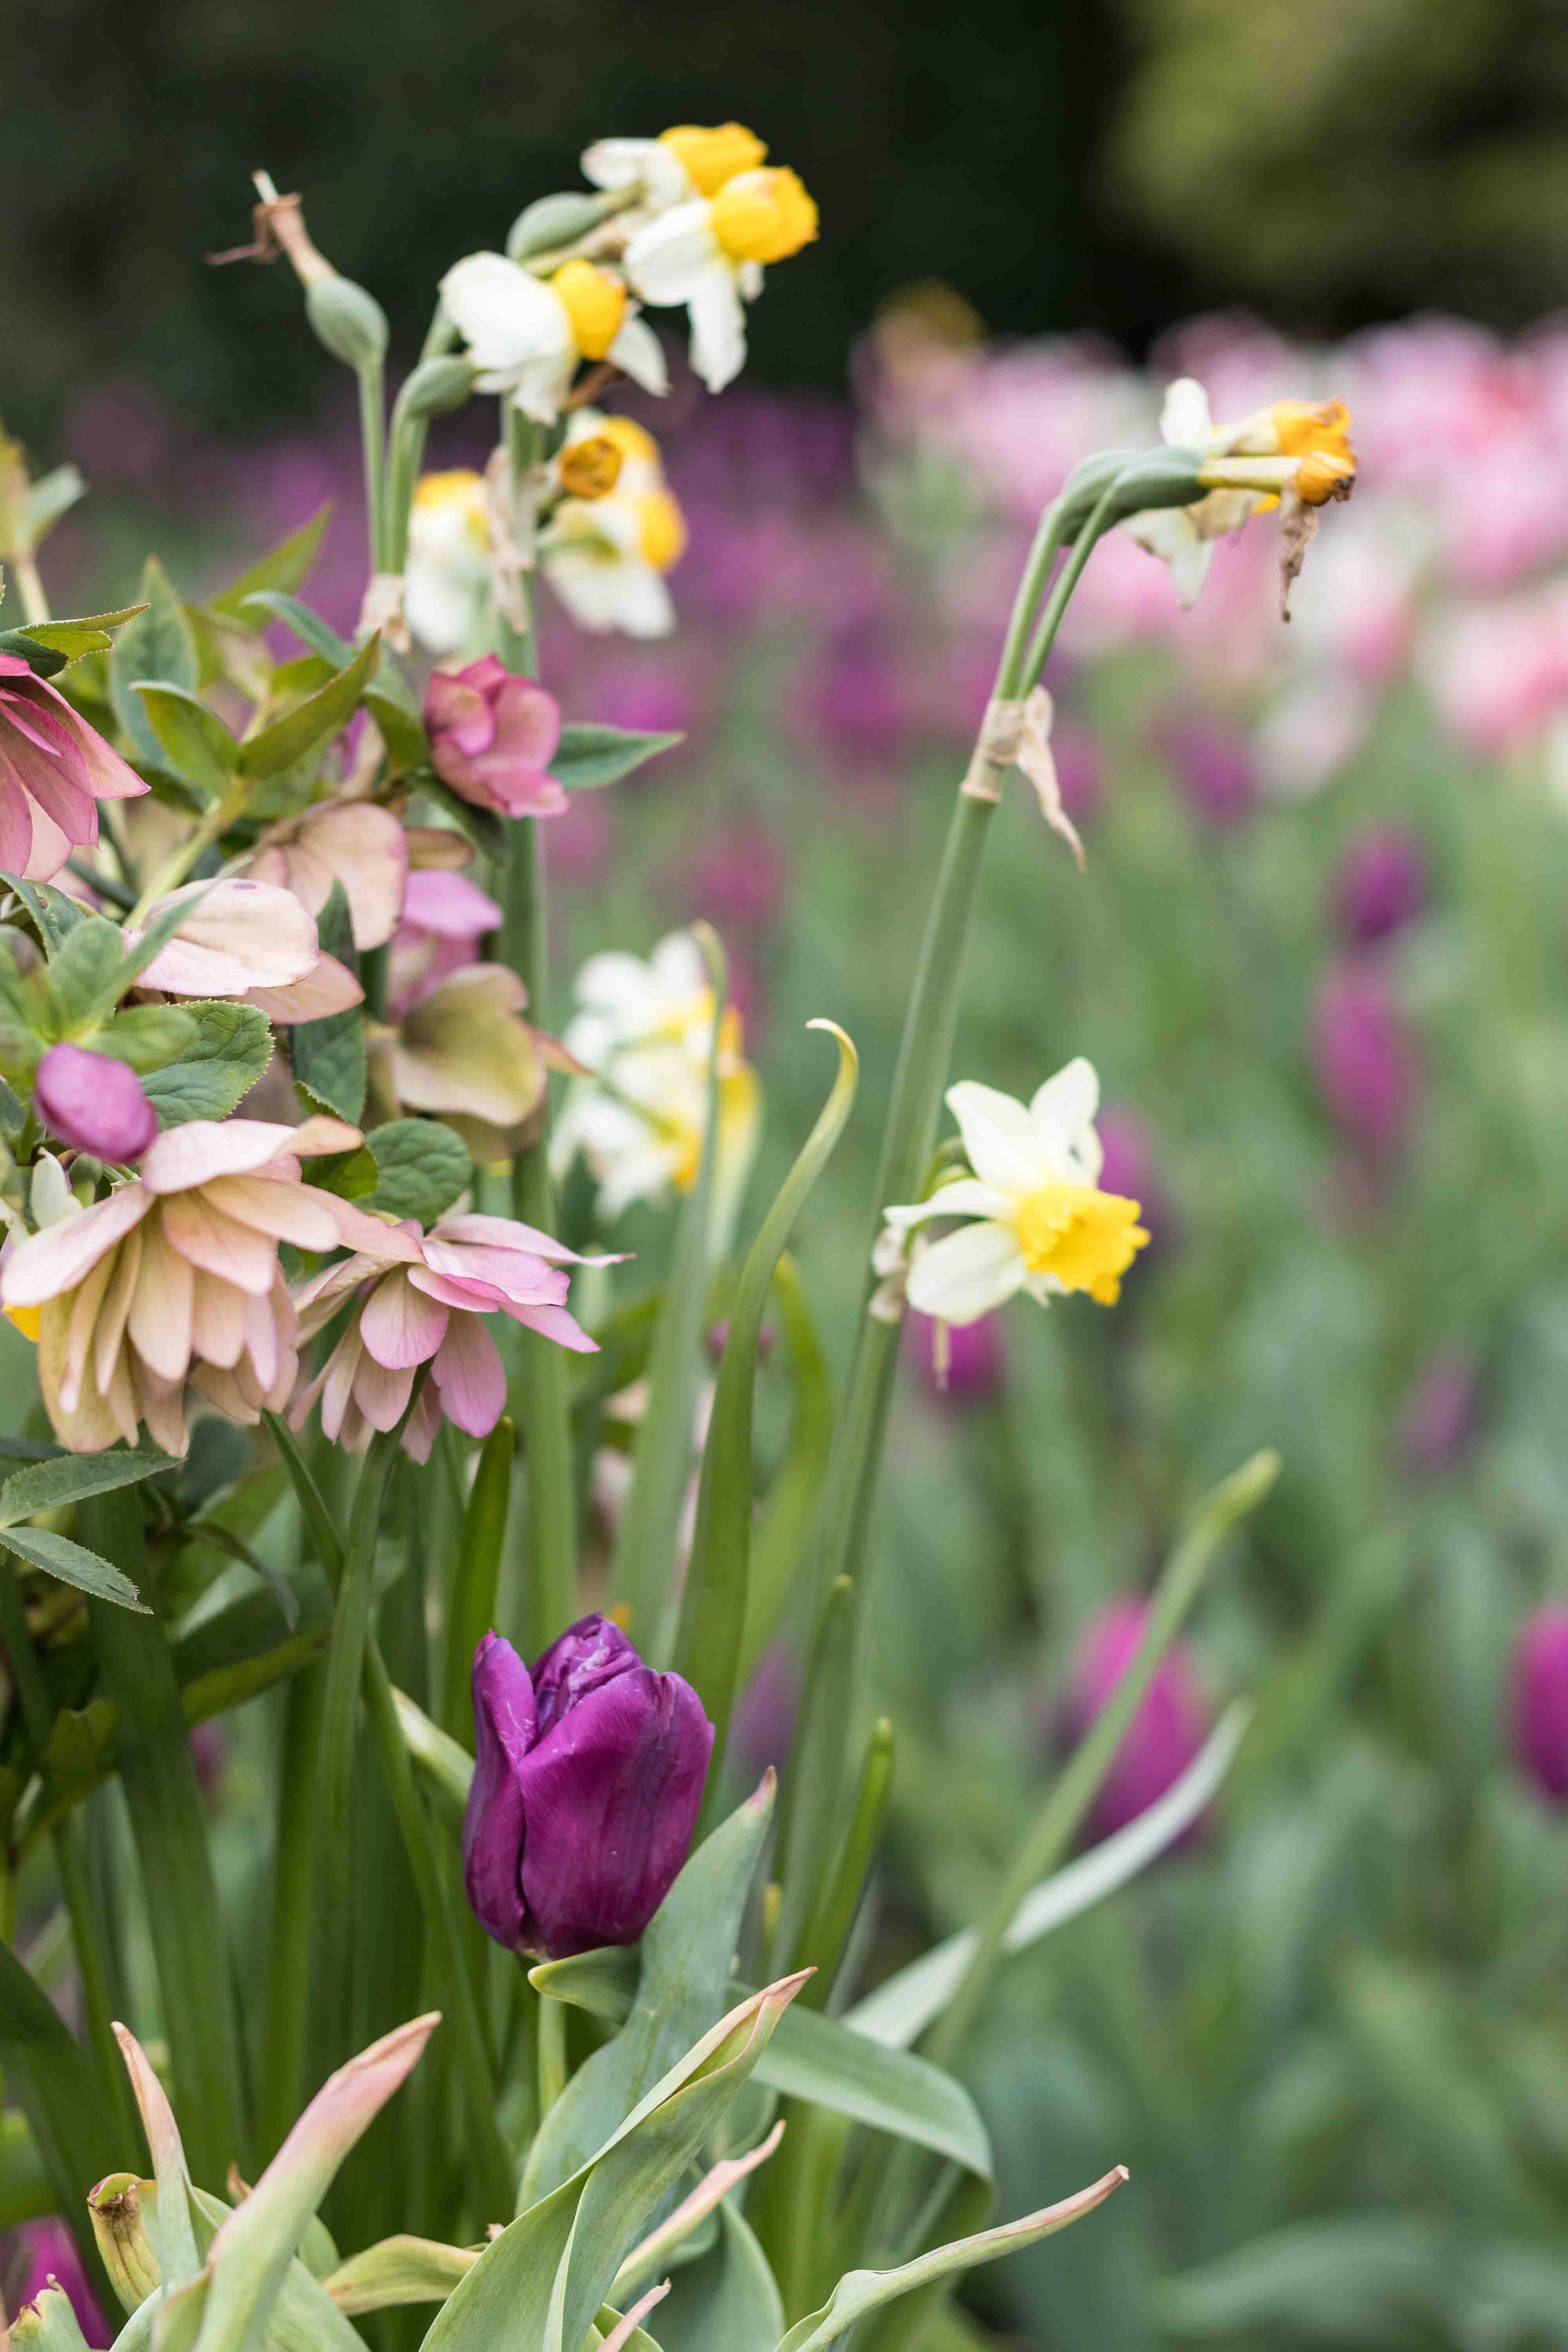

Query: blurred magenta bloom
[689,826,788,931]
[425,658,568,820]
[728,1642,799,1784]
[0,654,146,881]
[190,1720,228,1800]
[463,1617,713,1956]
[1509,1607,1568,1804]
[1310,964,1421,1159]
[801,624,909,768]
[34,1044,156,1163]
[10,2220,110,2346]
[1334,826,1428,947]
[1051,721,1102,830]
[1396,1345,1481,1479]
[909,1310,1004,1402]
[1096,1107,1174,1259]
[1062,1601,1211,1844]
[1165,714,1257,830]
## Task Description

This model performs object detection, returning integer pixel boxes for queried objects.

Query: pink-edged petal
[0,773,34,871]
[0,1184,154,1308]
[243,1284,283,1393]
[323,1201,426,1261]
[354,1352,417,1431]
[430,1210,623,1267]
[125,1217,196,1383]
[245,953,364,1023]
[406,1264,508,1315]
[400,1379,444,1463]
[430,1310,507,1437]
[359,1268,449,1369]
[188,1267,249,1370]
[288,1115,365,1158]
[421,1237,572,1306]
[320,1329,364,1443]
[401,869,503,937]
[149,878,320,987]
[203,1174,342,1250]
[21,798,79,882]
[507,1299,599,1353]
[424,674,495,757]
[159,1192,279,1295]
[141,1120,302,1193]
[487,676,562,770]
[94,1224,143,1398]
[19,675,147,802]
[287,803,408,950]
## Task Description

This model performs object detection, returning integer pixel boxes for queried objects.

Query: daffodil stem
[359,358,388,574]
[1017,476,1129,690]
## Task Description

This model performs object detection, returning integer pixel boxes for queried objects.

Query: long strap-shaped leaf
[674,1021,858,1797]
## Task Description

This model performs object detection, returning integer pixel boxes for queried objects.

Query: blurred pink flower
[1509,1606,1568,1805]
[1059,1600,1212,1845]
[1097,1107,1174,1258]
[388,868,501,1015]
[9,2219,109,2347]
[0,654,146,882]
[1309,963,1421,1160]
[728,1642,799,1784]
[1164,714,1257,829]
[240,800,408,951]
[1396,1345,1481,1479]
[1334,826,1428,947]
[909,1308,1004,1403]
[1423,583,1568,756]
[34,1043,157,1163]
[426,657,568,820]
[688,826,787,931]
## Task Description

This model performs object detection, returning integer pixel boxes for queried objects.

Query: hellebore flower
[624,168,818,394]
[129,878,363,1022]
[439,251,666,427]
[0,652,146,883]
[239,799,408,952]
[462,1617,713,1956]
[542,415,686,639]
[1059,1601,1212,1844]
[881,1060,1149,1325]
[1333,824,1428,948]
[406,470,492,657]
[9,2218,111,2348]
[34,1042,157,1163]
[292,1209,610,1463]
[376,962,561,1162]
[0,1114,363,1454]
[1509,1607,1568,1806]
[388,868,503,1015]
[424,657,568,820]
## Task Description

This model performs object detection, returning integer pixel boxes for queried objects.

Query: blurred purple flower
[1096,1107,1174,1259]
[592,665,699,742]
[1059,1601,1211,1845]
[1051,721,1102,829]
[1396,1346,1482,1479]
[728,1643,799,1785]
[1309,963,1421,1160]
[190,1720,228,1800]
[64,381,174,486]
[463,1617,712,1957]
[34,1045,156,1163]
[8,2220,110,2347]
[1509,1606,1568,1804]
[689,827,788,932]
[800,624,909,768]
[1165,715,1257,830]
[908,1310,1004,1403]
[1334,826,1428,947]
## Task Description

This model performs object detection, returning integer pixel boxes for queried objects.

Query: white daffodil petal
[582,138,690,211]
[946,1081,1047,1195]
[1160,377,1212,445]
[882,1179,1016,1231]
[737,260,764,301]
[624,202,724,304]
[685,265,747,393]
[544,547,673,637]
[609,314,670,397]
[510,344,577,426]
[1029,1058,1102,1181]
[650,932,707,998]
[440,254,571,376]
[906,1222,1028,1325]
[1123,506,1213,608]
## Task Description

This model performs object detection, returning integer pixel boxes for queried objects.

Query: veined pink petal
[359,1268,448,1370]
[0,1184,154,1308]
[10,743,96,843]
[422,1237,570,1306]
[321,1328,365,1443]
[424,674,494,757]
[406,1265,510,1315]
[245,953,364,1023]
[21,796,79,882]
[203,1174,342,1252]
[160,1192,279,1295]
[292,1253,379,1319]
[0,769,34,871]
[141,1119,341,1194]
[141,878,320,990]
[126,1216,197,1383]
[15,671,146,802]
[134,935,261,995]
[508,1299,599,1353]
[325,1201,425,1261]
[189,1268,249,1369]
[430,1310,507,1437]
[401,869,502,936]
[431,1211,621,1266]
[288,1114,366,1159]
[401,1379,444,1463]
[353,1352,417,1431]
[263,802,409,951]
[487,675,562,770]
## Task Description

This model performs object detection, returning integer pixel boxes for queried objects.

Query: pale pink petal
[296,804,409,950]
[190,1363,261,1426]
[0,1184,154,1308]
[21,798,78,882]
[320,1329,364,1442]
[203,1174,342,1251]
[189,1269,249,1369]
[406,1265,508,1314]
[160,1192,279,1295]
[134,935,262,995]
[508,1299,599,1353]
[401,869,502,937]
[287,1115,366,1159]
[422,1238,570,1307]
[289,1357,331,1431]
[324,1202,425,1261]
[94,1225,144,1399]
[244,953,364,1023]
[401,1380,444,1463]
[430,1310,507,1437]
[243,1285,281,1394]
[359,1268,449,1369]
[430,1210,621,1266]
[141,1120,305,1194]
[292,1253,378,1321]
[353,1352,416,1431]
[126,1218,196,1383]
[143,878,319,989]
[132,1365,189,1455]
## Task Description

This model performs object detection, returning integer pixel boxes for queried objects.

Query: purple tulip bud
[1058,1601,1211,1845]
[462,1617,713,1958]
[1096,1106,1174,1259]
[1334,825,1428,947]
[1509,1606,1568,1804]
[1396,1346,1481,1479]
[34,1044,156,1163]
[1165,715,1257,831]
[908,1310,1004,1402]
[1309,962,1421,1160]
[7,2220,110,2347]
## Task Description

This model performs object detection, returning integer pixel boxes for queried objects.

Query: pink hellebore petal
[432,1310,508,1436]
[424,657,568,820]
[245,800,410,951]
[0,654,146,886]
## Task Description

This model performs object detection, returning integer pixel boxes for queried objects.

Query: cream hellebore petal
[132,878,365,1022]
[241,801,408,951]
[441,252,577,421]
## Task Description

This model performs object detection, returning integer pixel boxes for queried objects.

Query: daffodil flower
[881,1061,1149,1324]
[540,414,686,637]
[1124,379,1356,609]
[582,123,769,217]
[405,470,491,657]
[624,168,818,394]
[439,251,666,425]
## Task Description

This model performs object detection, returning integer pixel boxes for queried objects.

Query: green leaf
[775,2169,1127,2352]
[133,684,238,801]
[652,2204,781,2352]
[43,915,125,1030]
[364,1118,472,1225]
[12,2283,93,2351]
[363,688,429,777]
[0,1447,175,1530]
[237,592,352,668]
[2,875,86,954]
[25,464,87,547]
[141,1002,274,1128]
[441,1417,512,1742]
[93,1004,200,1074]
[208,505,332,622]
[740,1256,833,1685]
[237,633,379,779]
[241,596,426,773]
[552,722,683,791]
[0,1938,122,2318]
[0,1526,149,1611]
[321,2235,475,2316]
[675,1021,858,1788]
[0,628,69,678]
[1148,2216,1454,2343]
[110,558,199,767]
[288,881,364,1124]
[522,1773,779,2203]
[9,602,147,662]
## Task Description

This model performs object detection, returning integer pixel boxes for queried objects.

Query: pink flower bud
[1309,963,1421,1160]
[1509,1606,1568,1805]
[1059,1601,1211,1845]
[34,1044,156,1163]
[424,657,568,820]
[1334,826,1428,947]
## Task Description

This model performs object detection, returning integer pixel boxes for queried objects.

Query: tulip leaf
[322,2234,476,2315]
[363,1117,472,1225]
[208,505,332,622]
[141,1002,274,1128]
[521,1773,779,2203]
[675,1023,859,1793]
[0,1526,150,1612]
[653,2202,782,2352]
[552,722,684,791]
[0,1938,122,2318]
[132,684,238,801]
[0,1447,174,1532]
[11,2286,93,2352]
[237,633,379,779]
[110,557,200,767]
[287,882,365,1125]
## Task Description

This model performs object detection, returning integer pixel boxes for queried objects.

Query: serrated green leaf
[364,1118,471,1224]
[140,1001,274,1127]
[109,559,199,766]
[93,1004,199,1073]
[238,633,379,779]
[1,875,85,954]
[208,504,332,622]
[133,683,238,800]
[553,721,683,791]
[44,915,125,1030]
[9,602,146,664]
[0,629,68,677]
[0,1446,175,1530]
[288,882,365,1124]
[0,1526,148,1610]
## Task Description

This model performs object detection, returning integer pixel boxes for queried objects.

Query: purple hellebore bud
[462,1616,714,1958]
[423,656,569,822]
[8,2219,111,2347]
[1508,1606,1568,1805]
[1059,1601,1211,1846]
[1333,824,1428,947]
[33,1043,157,1163]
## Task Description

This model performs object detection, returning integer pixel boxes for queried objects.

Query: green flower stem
[441,1415,514,1744]
[359,358,388,573]
[793,1715,895,2003]
[259,1656,327,2161]
[1017,474,1133,691]
[536,1983,568,2120]
[385,303,459,573]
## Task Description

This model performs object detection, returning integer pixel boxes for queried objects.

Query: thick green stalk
[260,1657,327,2158]
[442,1416,514,1741]
[793,1716,895,2001]
[359,359,387,572]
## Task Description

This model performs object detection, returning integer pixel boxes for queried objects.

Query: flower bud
[1509,1606,1568,1805]
[88,2175,162,2312]
[305,273,390,370]
[507,191,617,263]
[34,1043,157,1163]
[1334,825,1428,947]
[1058,1601,1211,1844]
[397,355,477,419]
[557,434,624,501]
[462,1617,713,1957]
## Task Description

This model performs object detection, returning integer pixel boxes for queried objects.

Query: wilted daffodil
[439,250,666,426]
[463,1615,713,1957]
[624,166,818,393]
[880,1060,1149,1324]
[1124,379,1357,613]
[540,413,686,638]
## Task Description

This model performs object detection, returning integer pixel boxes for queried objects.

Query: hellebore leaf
[288,882,365,1125]
[43,915,125,1030]
[5,602,146,666]
[521,1771,779,2203]
[141,1002,274,1128]
[132,684,239,802]
[237,633,379,779]
[207,505,332,623]
[0,1447,174,1532]
[0,1527,149,1612]
[363,1117,472,1225]
[552,722,683,791]
[92,1004,200,1075]
[110,557,199,767]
